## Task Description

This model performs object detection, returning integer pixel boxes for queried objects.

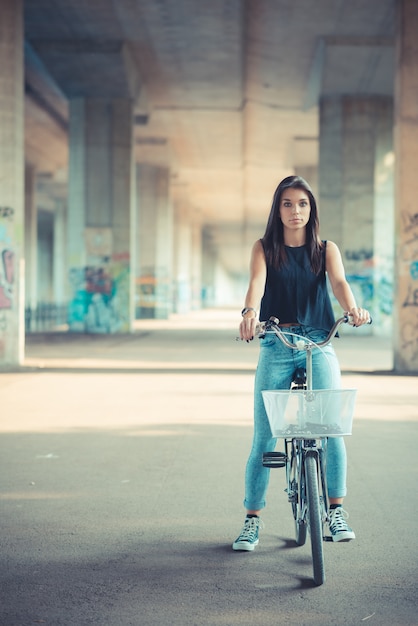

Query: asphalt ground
[1,309,417,626]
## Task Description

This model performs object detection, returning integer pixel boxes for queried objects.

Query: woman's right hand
[239,314,258,342]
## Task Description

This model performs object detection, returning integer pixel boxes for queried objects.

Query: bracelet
[241,307,257,317]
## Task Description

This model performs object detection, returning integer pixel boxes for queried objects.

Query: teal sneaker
[232,516,264,551]
[328,507,356,542]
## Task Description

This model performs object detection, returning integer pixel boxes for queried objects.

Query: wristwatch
[241,307,257,317]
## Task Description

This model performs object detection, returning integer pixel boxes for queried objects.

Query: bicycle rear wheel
[305,451,325,586]
[289,441,307,546]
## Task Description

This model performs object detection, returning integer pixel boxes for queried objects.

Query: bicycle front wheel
[305,451,325,586]
[289,442,307,546]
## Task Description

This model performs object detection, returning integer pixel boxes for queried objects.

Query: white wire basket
[262,389,357,438]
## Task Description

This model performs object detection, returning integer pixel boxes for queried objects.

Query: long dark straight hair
[261,175,324,274]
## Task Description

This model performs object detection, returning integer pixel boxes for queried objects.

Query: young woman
[233,175,371,551]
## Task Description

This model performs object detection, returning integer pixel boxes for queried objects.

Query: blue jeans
[244,325,347,511]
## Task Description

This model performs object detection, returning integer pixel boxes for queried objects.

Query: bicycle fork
[283,439,330,540]
[304,441,330,540]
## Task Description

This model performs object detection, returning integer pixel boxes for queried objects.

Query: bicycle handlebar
[256,314,372,351]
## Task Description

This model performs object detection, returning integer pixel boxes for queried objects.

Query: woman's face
[279,187,311,231]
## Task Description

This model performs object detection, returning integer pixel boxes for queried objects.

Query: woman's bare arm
[239,240,267,341]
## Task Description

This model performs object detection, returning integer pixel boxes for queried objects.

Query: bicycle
[257,314,363,586]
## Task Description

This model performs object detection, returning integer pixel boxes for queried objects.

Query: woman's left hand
[348,306,371,327]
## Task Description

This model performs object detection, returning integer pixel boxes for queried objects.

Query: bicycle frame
[261,315,351,585]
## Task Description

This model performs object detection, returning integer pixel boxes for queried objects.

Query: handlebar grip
[345,313,373,325]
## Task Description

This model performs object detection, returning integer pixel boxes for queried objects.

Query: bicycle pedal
[262,451,287,468]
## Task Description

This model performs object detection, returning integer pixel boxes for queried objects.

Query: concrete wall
[0,0,24,365]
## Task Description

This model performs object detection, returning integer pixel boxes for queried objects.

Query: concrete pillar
[136,164,172,319]
[202,227,216,308]
[37,208,53,302]
[173,199,192,315]
[319,96,394,335]
[53,197,66,305]
[201,224,237,308]
[24,164,37,312]
[190,219,202,310]
[393,0,418,372]
[67,98,134,333]
[319,97,344,245]
[296,165,318,197]
[374,105,395,337]
[0,0,24,365]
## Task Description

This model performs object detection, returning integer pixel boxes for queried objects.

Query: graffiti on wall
[68,260,130,333]
[345,273,374,308]
[0,206,15,219]
[0,215,15,310]
[345,248,373,262]
[344,248,374,321]
[376,274,393,316]
[344,247,394,321]
[0,248,14,309]
[400,210,418,363]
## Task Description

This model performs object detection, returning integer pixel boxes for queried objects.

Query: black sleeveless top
[259,241,335,332]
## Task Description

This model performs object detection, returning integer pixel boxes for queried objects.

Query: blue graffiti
[346,274,374,309]
[410,261,418,280]
[377,276,393,315]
